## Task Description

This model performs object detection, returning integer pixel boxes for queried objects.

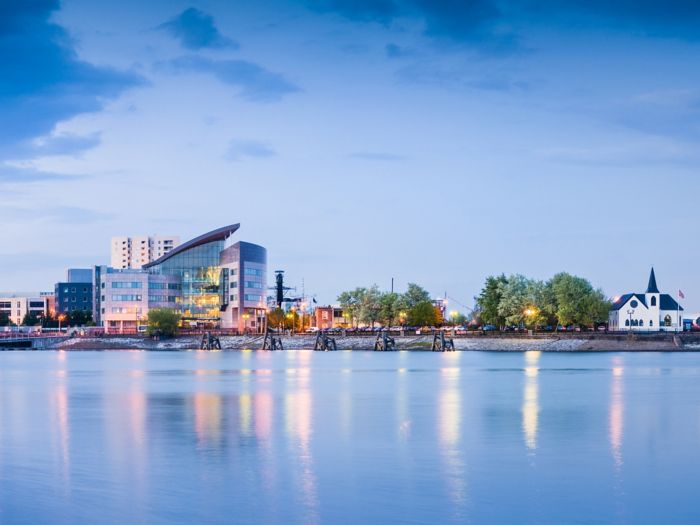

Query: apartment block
[110,235,179,269]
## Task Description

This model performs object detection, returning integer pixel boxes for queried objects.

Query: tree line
[337,283,442,327]
[475,273,611,329]
[0,309,94,327]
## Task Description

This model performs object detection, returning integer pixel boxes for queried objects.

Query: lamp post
[58,314,66,333]
[627,309,635,332]
[242,311,250,334]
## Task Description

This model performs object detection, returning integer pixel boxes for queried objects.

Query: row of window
[62,288,89,293]
[63,297,89,303]
[244,268,263,277]
[112,282,142,289]
[245,281,263,289]
[148,296,179,303]
[112,295,142,301]
[244,294,262,302]
[149,282,181,290]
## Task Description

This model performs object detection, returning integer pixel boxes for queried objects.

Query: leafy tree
[408,300,440,327]
[337,287,367,327]
[21,311,41,326]
[547,272,610,327]
[0,311,12,327]
[402,283,431,309]
[68,310,93,326]
[146,308,181,337]
[358,285,382,327]
[267,308,286,329]
[497,274,531,326]
[378,292,401,326]
[476,274,508,327]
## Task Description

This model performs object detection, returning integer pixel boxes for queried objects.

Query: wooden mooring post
[313,331,337,351]
[262,330,283,351]
[374,331,396,351]
[431,332,455,352]
[200,332,221,350]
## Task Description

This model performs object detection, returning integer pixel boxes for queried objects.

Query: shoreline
[42,333,700,352]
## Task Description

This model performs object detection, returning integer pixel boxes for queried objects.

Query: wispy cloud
[225,139,276,161]
[163,56,300,102]
[0,164,82,185]
[29,132,101,157]
[1,205,113,223]
[0,2,142,158]
[158,7,238,50]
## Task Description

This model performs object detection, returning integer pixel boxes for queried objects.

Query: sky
[1,0,699,310]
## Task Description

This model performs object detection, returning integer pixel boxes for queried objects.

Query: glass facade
[148,241,224,322]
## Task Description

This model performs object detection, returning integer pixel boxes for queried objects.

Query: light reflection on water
[2,350,700,524]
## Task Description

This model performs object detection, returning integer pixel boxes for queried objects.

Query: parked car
[483,324,498,331]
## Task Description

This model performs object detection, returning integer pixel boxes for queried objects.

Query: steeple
[646,267,659,294]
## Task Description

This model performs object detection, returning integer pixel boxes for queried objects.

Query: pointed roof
[646,267,660,294]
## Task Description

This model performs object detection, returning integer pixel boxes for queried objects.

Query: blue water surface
[1,350,699,524]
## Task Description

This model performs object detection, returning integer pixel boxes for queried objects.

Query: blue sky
[1,0,699,310]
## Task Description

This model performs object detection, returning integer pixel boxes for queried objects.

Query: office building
[55,268,93,314]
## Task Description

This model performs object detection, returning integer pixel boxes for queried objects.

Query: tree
[378,292,401,326]
[358,285,382,327]
[0,311,12,327]
[497,274,531,326]
[337,288,367,328]
[547,272,610,327]
[476,274,508,327]
[267,308,286,330]
[146,308,181,337]
[408,300,440,327]
[68,310,93,326]
[21,311,41,326]
[402,283,431,309]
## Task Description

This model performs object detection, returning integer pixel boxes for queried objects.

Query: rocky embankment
[50,333,700,351]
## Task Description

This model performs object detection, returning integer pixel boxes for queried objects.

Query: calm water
[1,350,700,524]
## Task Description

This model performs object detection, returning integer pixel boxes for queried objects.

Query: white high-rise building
[110,235,180,269]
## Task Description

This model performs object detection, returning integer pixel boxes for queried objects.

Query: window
[244,294,262,302]
[112,282,142,289]
[244,268,263,276]
[230,281,238,288]
[625,319,630,326]
[664,314,672,327]
[112,295,142,301]
[650,320,653,326]
[149,282,166,289]
[651,296,657,307]
[630,299,639,308]
[245,281,263,289]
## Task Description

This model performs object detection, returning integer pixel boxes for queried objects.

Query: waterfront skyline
[1,1,699,308]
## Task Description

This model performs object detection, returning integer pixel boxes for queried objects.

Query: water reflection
[609,357,624,469]
[285,353,319,525]
[438,354,467,515]
[522,351,541,452]
[50,367,70,491]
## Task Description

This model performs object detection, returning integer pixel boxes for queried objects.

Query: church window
[664,315,672,327]
[651,296,657,307]
[630,299,639,308]
[650,320,653,327]
[625,319,630,327]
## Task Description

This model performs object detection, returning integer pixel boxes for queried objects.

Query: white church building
[609,268,684,332]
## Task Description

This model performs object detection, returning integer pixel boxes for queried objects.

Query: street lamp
[627,309,635,332]
[58,314,66,333]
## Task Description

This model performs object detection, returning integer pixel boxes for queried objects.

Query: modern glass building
[142,224,267,330]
